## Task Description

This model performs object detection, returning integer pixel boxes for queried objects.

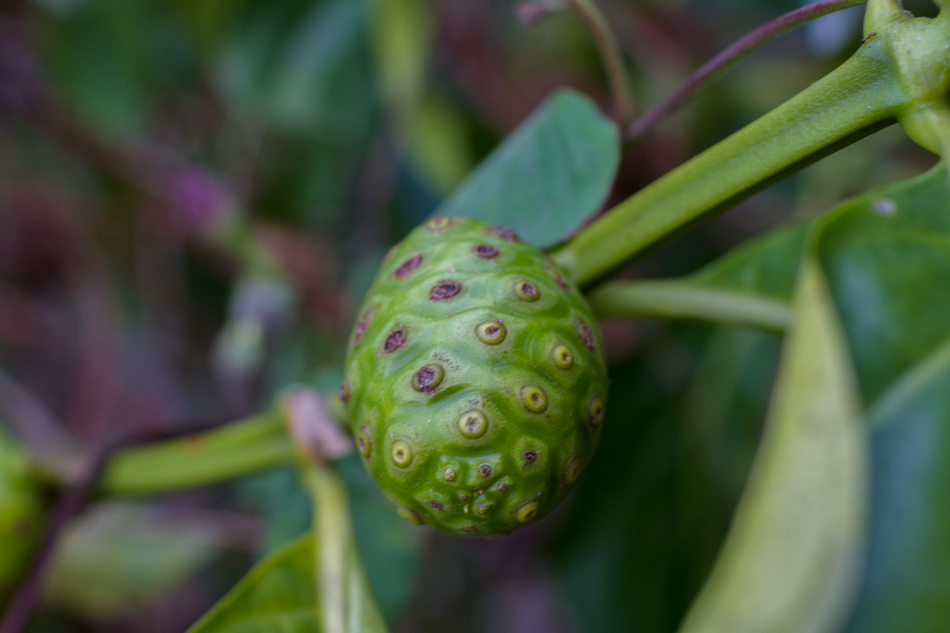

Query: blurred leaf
[407,94,474,195]
[679,259,867,633]
[187,534,318,633]
[846,341,950,633]
[43,504,224,619]
[369,0,431,131]
[42,0,163,137]
[436,89,620,249]
[811,164,950,633]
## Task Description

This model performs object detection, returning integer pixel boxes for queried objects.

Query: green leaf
[43,503,223,619]
[435,89,620,249]
[844,340,950,633]
[678,259,868,633]
[187,535,319,633]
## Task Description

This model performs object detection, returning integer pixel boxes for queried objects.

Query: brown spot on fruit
[521,386,548,413]
[589,397,605,430]
[427,216,451,231]
[553,344,573,369]
[473,244,499,259]
[430,280,462,301]
[478,464,492,478]
[383,327,408,353]
[357,426,373,458]
[487,226,519,242]
[429,500,444,511]
[394,254,423,280]
[476,321,507,345]
[458,410,489,439]
[515,281,540,302]
[577,319,596,352]
[353,309,372,346]
[524,450,538,463]
[339,378,351,403]
[412,364,445,392]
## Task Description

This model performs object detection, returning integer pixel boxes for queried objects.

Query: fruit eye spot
[563,456,581,485]
[412,364,445,392]
[487,226,519,242]
[339,378,351,403]
[357,426,372,458]
[576,319,596,352]
[397,507,423,525]
[589,397,605,429]
[383,327,408,353]
[352,309,372,346]
[515,281,540,302]
[477,502,493,515]
[430,280,462,301]
[521,386,548,413]
[391,440,414,468]
[553,345,573,369]
[443,466,458,482]
[429,500,444,511]
[473,244,499,259]
[478,464,492,478]
[523,450,538,463]
[549,269,570,290]
[517,501,540,523]
[427,216,451,231]
[394,254,423,280]
[458,410,489,439]
[476,321,507,344]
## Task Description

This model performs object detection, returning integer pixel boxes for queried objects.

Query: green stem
[98,413,297,496]
[308,464,347,633]
[569,0,634,125]
[305,463,389,633]
[588,281,792,332]
[553,40,904,287]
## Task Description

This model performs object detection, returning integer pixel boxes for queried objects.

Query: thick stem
[568,0,634,125]
[97,413,296,496]
[588,281,792,332]
[552,43,904,287]
[625,0,869,143]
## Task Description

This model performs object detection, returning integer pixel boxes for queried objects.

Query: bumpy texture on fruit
[0,432,45,604]
[342,217,608,536]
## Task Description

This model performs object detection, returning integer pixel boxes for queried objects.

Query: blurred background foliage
[0,0,939,631]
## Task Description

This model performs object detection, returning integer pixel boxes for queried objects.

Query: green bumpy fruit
[342,217,608,536]
[0,432,45,603]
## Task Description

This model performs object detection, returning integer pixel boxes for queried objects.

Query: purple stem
[624,0,868,143]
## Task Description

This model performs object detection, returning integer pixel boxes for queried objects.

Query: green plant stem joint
[864,0,950,154]
[341,217,608,537]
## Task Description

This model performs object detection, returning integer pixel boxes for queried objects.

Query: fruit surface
[0,432,45,603]
[342,217,608,536]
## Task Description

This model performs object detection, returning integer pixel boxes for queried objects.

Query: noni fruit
[0,431,45,603]
[341,217,607,536]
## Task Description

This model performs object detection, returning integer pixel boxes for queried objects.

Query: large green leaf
[435,89,620,248]
[187,535,318,633]
[678,260,867,633]
[667,163,950,632]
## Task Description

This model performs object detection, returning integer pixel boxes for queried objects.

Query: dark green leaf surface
[187,536,318,633]
[435,90,620,249]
